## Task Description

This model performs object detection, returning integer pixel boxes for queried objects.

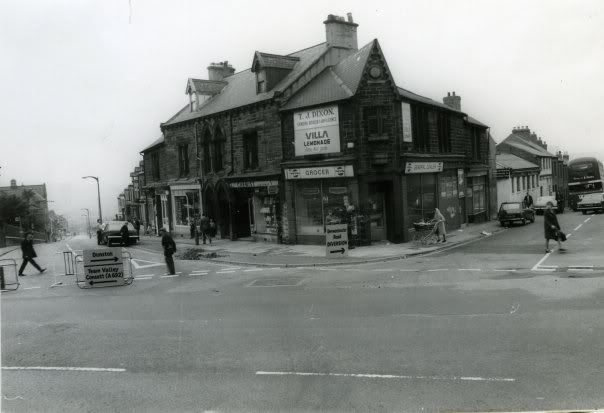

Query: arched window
[213,126,225,172]
[203,128,212,174]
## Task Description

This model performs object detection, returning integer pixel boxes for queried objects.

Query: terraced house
[140,14,495,244]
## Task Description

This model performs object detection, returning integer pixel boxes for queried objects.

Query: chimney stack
[442,91,461,111]
[207,61,235,81]
[324,13,358,50]
[10,179,16,188]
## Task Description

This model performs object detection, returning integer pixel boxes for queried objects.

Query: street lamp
[81,208,91,239]
[82,176,103,223]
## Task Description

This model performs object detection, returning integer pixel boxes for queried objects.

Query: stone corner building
[141,14,495,244]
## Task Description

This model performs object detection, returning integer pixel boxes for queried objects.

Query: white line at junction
[574,224,583,231]
[2,366,126,372]
[458,268,481,271]
[256,371,515,382]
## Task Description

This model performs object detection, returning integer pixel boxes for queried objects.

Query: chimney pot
[10,179,17,188]
[324,13,359,50]
[347,12,353,23]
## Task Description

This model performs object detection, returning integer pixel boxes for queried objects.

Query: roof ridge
[287,41,327,56]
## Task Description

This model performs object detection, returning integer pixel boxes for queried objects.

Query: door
[232,190,252,238]
[368,188,387,241]
[160,194,169,230]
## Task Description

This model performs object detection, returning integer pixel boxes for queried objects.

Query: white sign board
[294,105,340,156]
[284,165,354,180]
[401,102,412,143]
[325,224,348,258]
[405,162,443,174]
[82,248,125,287]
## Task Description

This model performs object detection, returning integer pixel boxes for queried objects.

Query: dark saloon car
[577,192,604,214]
[101,221,139,246]
[498,201,535,226]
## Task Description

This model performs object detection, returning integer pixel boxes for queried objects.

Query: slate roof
[188,79,227,95]
[163,42,329,126]
[496,153,539,170]
[252,52,300,70]
[467,115,488,128]
[502,134,556,157]
[280,41,373,111]
[140,136,165,153]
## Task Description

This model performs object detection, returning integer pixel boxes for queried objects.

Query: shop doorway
[368,182,391,241]
[232,190,252,239]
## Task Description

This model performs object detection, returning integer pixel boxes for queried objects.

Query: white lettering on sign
[284,165,354,180]
[405,162,444,174]
[294,105,340,156]
[325,224,348,258]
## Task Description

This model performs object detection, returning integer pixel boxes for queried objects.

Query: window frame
[243,131,259,170]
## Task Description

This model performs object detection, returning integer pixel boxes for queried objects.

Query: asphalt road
[2,211,604,412]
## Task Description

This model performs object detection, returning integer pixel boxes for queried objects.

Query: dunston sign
[294,105,340,156]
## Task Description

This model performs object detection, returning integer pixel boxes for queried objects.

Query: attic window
[190,93,198,111]
[257,80,266,94]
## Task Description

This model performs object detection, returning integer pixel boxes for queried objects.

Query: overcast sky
[1,0,602,226]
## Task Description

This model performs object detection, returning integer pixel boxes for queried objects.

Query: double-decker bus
[567,157,604,210]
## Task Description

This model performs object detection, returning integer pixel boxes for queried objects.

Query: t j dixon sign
[294,105,340,156]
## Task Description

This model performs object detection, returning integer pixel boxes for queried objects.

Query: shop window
[151,152,160,180]
[203,129,212,174]
[178,144,189,176]
[294,181,355,236]
[407,173,437,223]
[472,128,482,160]
[244,132,259,169]
[363,106,389,139]
[437,111,451,153]
[173,191,199,226]
[411,105,430,152]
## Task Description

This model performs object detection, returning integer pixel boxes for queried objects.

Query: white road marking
[494,269,517,272]
[2,366,126,372]
[255,371,515,382]
[216,270,236,274]
[243,268,263,272]
[131,246,163,255]
[585,216,592,223]
[427,269,448,272]
[23,287,41,290]
[574,224,583,231]
[372,268,394,272]
[458,268,481,271]
[566,233,573,239]
[160,274,180,278]
[400,269,419,272]
[539,265,558,268]
[134,276,153,281]
[531,250,552,271]
[131,259,163,269]
[510,304,520,314]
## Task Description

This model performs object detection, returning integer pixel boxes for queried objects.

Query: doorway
[232,190,252,239]
[368,182,391,241]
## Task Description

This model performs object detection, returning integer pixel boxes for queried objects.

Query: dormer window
[257,80,266,94]
[190,92,198,111]
[251,51,299,95]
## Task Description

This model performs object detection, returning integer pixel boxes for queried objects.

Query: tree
[0,193,27,225]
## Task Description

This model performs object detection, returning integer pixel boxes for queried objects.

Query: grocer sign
[284,165,354,180]
[294,105,340,156]
[405,162,443,174]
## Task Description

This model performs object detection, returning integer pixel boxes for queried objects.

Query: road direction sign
[82,248,125,287]
[325,224,348,258]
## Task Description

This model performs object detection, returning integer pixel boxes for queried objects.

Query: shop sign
[405,162,443,174]
[229,180,278,188]
[325,224,348,258]
[401,102,412,143]
[457,169,465,198]
[82,248,125,288]
[294,105,340,156]
[284,165,354,180]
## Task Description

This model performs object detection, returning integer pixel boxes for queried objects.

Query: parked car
[533,196,562,214]
[577,192,604,214]
[100,221,139,246]
[498,201,535,226]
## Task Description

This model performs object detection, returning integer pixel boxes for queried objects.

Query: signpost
[82,248,125,288]
[325,224,348,258]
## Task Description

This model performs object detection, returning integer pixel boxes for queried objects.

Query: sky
[1,0,602,227]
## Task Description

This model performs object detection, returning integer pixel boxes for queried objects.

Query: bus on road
[567,157,604,210]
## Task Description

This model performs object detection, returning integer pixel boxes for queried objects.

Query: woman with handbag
[544,201,566,253]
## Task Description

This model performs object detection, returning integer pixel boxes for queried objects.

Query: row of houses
[117,13,568,245]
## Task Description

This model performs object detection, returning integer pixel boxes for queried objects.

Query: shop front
[466,171,488,223]
[285,165,358,245]
[169,184,201,237]
[227,179,280,242]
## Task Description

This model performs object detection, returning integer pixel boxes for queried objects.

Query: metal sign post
[325,224,349,258]
[81,248,125,288]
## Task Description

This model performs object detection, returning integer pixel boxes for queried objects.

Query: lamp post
[81,208,91,239]
[82,176,103,223]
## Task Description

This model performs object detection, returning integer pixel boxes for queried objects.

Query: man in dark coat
[18,233,46,276]
[199,213,210,244]
[524,192,534,208]
[159,228,177,275]
[544,202,565,253]
[120,222,130,246]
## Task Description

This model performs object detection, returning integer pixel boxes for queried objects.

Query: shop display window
[407,173,437,223]
[174,191,199,226]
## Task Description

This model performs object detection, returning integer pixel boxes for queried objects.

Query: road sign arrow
[89,279,118,285]
[90,257,119,263]
[329,248,345,254]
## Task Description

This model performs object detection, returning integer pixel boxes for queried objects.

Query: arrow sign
[325,224,349,258]
[89,279,118,285]
[90,257,119,263]
[329,248,345,254]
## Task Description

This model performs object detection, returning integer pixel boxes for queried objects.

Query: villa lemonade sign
[294,105,340,156]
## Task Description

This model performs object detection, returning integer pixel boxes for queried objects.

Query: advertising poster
[294,105,340,156]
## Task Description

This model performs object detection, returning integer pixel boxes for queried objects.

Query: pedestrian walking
[159,227,177,275]
[433,208,446,243]
[544,201,565,253]
[199,213,210,244]
[96,219,104,245]
[189,218,196,239]
[524,192,534,208]
[133,218,141,237]
[120,221,130,246]
[208,218,217,243]
[18,233,46,276]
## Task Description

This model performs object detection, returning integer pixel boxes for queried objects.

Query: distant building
[496,153,540,204]
[0,179,49,242]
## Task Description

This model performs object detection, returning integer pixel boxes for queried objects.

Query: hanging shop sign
[229,180,279,188]
[325,224,349,258]
[284,165,354,180]
[294,105,340,156]
[405,162,443,174]
[401,102,413,143]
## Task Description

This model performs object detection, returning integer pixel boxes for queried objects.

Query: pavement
[138,220,504,267]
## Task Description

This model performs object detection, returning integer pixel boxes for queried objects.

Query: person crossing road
[18,233,46,276]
